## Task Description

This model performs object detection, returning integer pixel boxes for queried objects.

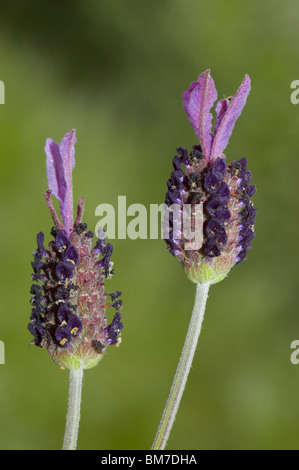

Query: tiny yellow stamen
[60,338,68,346]
[71,327,79,336]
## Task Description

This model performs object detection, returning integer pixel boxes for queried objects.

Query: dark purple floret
[205,219,228,250]
[55,325,71,348]
[54,286,71,300]
[67,314,83,336]
[31,258,44,281]
[75,222,88,234]
[105,312,124,345]
[98,243,113,269]
[37,232,46,255]
[206,200,231,225]
[213,157,226,177]
[248,185,256,197]
[28,323,45,348]
[215,208,231,227]
[55,230,70,252]
[204,169,222,194]
[109,291,122,301]
[64,245,79,265]
[216,182,230,203]
[236,249,247,264]
[229,157,248,179]
[172,155,182,170]
[203,239,221,257]
[215,230,228,248]
[206,218,223,238]
[176,146,190,164]
[167,190,181,204]
[30,294,46,307]
[55,261,75,282]
[240,228,255,242]
[31,304,45,316]
[172,168,184,182]
[57,304,73,323]
[189,144,204,164]
[112,299,123,310]
[94,238,106,255]
[30,284,43,296]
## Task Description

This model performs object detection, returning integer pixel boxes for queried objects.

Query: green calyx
[49,345,105,370]
[184,262,228,285]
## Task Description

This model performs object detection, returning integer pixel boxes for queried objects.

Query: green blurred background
[0,0,298,450]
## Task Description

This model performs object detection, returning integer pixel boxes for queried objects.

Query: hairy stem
[63,368,84,450]
[152,282,210,450]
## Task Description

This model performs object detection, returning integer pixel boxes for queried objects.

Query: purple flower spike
[28,132,124,370]
[183,71,251,165]
[45,129,76,236]
[165,71,256,285]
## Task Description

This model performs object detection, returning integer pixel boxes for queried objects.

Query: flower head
[164,71,256,284]
[28,130,123,370]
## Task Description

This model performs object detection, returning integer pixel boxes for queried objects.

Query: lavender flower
[153,71,256,450]
[165,70,256,284]
[28,129,123,370]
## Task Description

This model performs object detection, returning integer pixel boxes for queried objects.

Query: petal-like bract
[210,75,251,162]
[182,70,217,163]
[45,129,76,235]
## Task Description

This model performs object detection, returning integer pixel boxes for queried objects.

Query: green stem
[152,282,210,450]
[62,368,84,450]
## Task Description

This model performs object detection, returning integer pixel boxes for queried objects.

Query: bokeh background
[0,0,298,450]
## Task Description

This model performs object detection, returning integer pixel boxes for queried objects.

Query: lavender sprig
[28,130,123,449]
[153,70,256,449]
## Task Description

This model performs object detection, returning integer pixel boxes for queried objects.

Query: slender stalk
[152,282,210,450]
[63,368,84,450]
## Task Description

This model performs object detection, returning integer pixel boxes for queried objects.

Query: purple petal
[45,139,66,205]
[182,70,217,163]
[210,75,251,163]
[213,98,230,136]
[45,129,76,235]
